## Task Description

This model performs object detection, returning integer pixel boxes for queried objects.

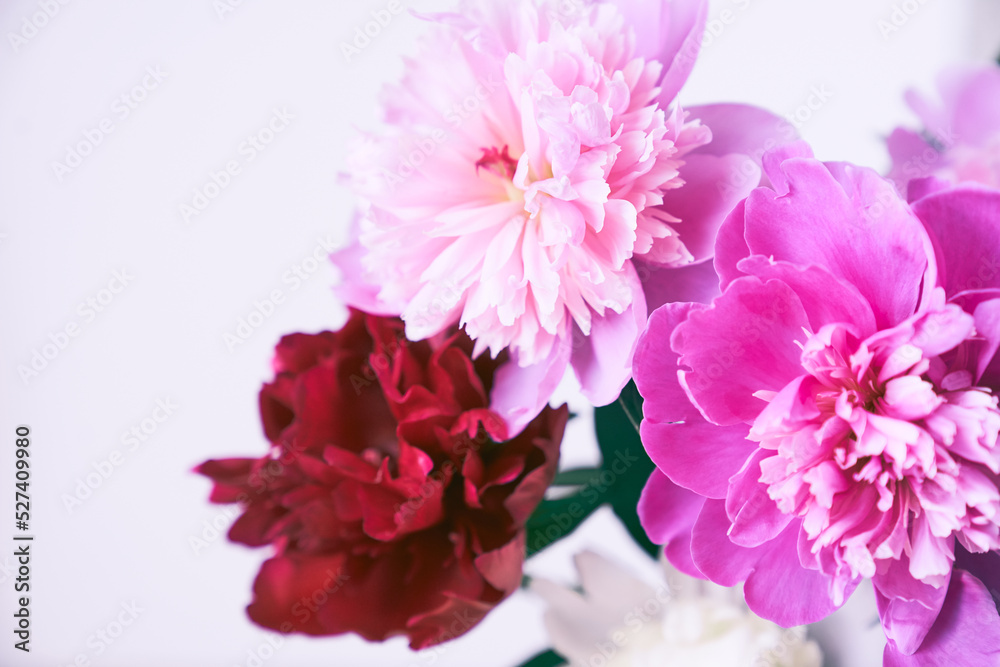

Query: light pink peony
[888,63,1000,194]
[335,0,795,434]
[635,142,1000,664]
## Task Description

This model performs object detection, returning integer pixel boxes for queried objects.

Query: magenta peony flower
[335,0,795,434]
[888,63,1000,194]
[634,142,1000,664]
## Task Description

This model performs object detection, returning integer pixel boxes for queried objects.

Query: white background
[1,0,996,665]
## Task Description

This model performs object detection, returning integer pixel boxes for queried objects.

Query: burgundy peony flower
[196,310,567,649]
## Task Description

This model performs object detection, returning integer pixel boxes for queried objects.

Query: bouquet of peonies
[196,0,1000,664]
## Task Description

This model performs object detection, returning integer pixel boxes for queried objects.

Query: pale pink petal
[570,265,647,406]
[490,340,570,437]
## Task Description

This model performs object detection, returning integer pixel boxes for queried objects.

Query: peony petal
[746,159,933,328]
[713,199,751,291]
[638,258,720,313]
[672,275,811,426]
[685,103,798,162]
[912,186,1000,296]
[571,264,647,406]
[726,448,793,548]
[874,553,949,656]
[656,153,761,263]
[736,257,878,338]
[744,157,932,330]
[635,302,757,497]
[617,0,708,103]
[490,339,571,437]
[883,570,1000,665]
[638,469,706,578]
[691,501,854,625]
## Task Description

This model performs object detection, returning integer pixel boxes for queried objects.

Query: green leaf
[523,381,658,559]
[515,649,567,667]
[594,381,659,559]
[551,467,601,486]
[524,484,607,557]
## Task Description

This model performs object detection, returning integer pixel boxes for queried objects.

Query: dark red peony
[195,310,567,648]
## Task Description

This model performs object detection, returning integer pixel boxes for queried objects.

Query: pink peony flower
[888,63,1000,194]
[335,0,795,434]
[634,142,1000,664]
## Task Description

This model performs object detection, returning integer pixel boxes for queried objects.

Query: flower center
[751,318,1000,583]
[476,145,518,181]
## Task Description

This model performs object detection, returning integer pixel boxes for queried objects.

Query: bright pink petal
[742,524,857,627]
[912,186,1000,296]
[874,554,949,656]
[883,570,1000,665]
[637,258,720,313]
[690,499,760,586]
[691,500,853,625]
[635,302,758,497]
[759,140,815,194]
[672,276,811,425]
[658,153,761,263]
[736,256,878,338]
[713,199,750,291]
[745,158,932,329]
[726,448,793,548]
[638,469,706,578]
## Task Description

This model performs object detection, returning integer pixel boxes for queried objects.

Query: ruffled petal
[635,302,757,497]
